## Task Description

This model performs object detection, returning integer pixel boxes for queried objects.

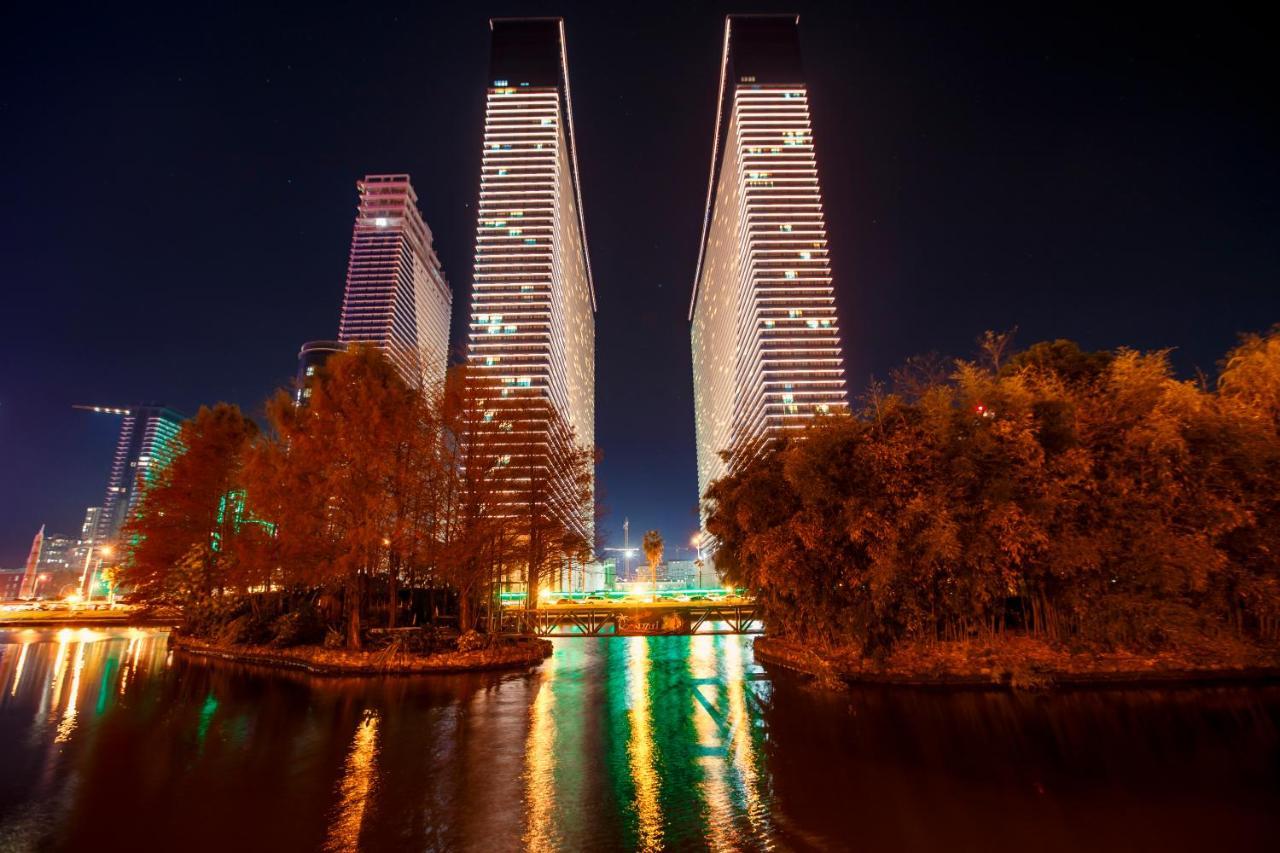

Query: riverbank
[0,607,180,629]
[172,633,553,676]
[754,635,1280,689]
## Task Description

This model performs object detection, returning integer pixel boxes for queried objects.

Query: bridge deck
[502,602,762,637]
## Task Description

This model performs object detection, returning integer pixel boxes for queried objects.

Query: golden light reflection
[627,638,662,851]
[54,639,87,743]
[724,637,765,835]
[523,649,558,852]
[11,642,30,697]
[47,633,72,717]
[690,635,735,851]
[325,711,380,852]
[119,635,140,695]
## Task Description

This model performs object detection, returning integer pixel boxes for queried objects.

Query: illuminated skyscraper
[467,18,596,554]
[76,404,184,544]
[338,174,452,390]
[690,14,849,535]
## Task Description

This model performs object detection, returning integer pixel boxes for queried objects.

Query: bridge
[501,597,762,637]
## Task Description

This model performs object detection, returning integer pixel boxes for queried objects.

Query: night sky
[1,2,1276,566]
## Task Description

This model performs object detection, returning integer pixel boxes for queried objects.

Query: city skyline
[1,3,1277,566]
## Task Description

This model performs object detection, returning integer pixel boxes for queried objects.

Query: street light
[82,543,115,603]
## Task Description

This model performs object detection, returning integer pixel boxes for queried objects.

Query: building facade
[338,174,452,391]
[0,570,23,601]
[78,405,185,545]
[294,340,346,405]
[690,15,849,535]
[466,18,597,572]
[68,506,103,592]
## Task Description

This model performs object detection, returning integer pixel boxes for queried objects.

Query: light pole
[691,533,704,589]
[83,544,114,603]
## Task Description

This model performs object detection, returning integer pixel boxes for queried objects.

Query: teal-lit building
[77,404,185,544]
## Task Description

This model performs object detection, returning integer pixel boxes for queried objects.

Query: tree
[642,530,664,599]
[243,345,431,648]
[121,403,258,605]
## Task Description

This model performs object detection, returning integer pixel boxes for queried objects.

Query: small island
[111,347,591,676]
[711,334,1280,689]
[170,632,550,676]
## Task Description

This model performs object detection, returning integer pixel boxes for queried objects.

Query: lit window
[375,217,388,228]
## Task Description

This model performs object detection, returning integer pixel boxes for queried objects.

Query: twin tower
[325,15,848,542]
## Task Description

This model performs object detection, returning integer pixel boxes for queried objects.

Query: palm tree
[642,530,663,601]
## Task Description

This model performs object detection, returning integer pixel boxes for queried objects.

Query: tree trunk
[387,561,398,629]
[459,589,472,635]
[346,574,363,649]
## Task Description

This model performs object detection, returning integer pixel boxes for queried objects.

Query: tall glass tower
[76,404,185,544]
[338,174,452,391]
[467,18,596,547]
[690,15,849,534]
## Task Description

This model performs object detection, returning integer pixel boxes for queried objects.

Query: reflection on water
[523,644,557,852]
[626,636,662,851]
[326,710,380,852]
[1,628,1278,851]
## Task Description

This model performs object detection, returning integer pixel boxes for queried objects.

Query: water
[1,628,1277,852]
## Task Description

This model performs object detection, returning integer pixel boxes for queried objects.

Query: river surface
[1,628,1278,851]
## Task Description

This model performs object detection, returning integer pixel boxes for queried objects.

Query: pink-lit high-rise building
[338,174,452,391]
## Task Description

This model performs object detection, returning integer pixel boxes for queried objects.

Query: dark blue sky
[1,2,1276,566]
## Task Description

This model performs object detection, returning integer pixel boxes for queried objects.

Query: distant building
[338,174,452,391]
[36,533,75,574]
[68,506,102,578]
[18,526,43,598]
[295,340,346,404]
[0,569,23,601]
[690,15,849,539]
[665,560,698,588]
[77,405,185,544]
